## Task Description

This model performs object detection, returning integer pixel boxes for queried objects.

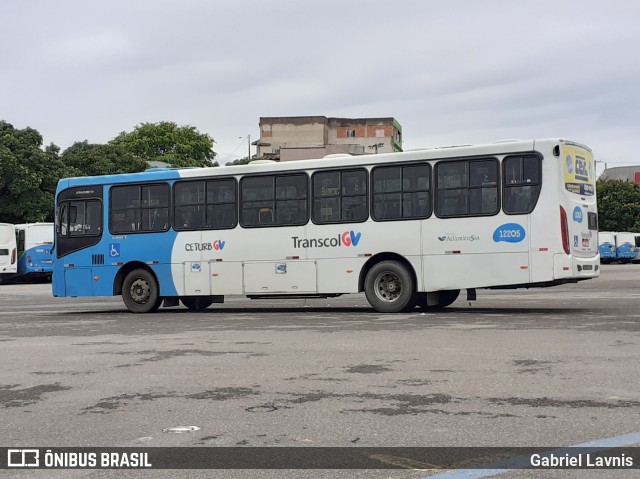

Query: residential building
[256,116,402,161]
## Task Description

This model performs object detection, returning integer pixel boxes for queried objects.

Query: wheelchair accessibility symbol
[109,243,121,258]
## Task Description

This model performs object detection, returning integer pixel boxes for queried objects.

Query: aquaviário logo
[437,233,479,242]
[292,231,362,248]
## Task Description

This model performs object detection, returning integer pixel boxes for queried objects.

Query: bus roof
[57,138,586,190]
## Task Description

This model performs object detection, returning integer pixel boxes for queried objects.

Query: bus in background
[0,223,18,280]
[614,232,637,264]
[598,231,617,263]
[15,223,54,281]
[52,138,600,313]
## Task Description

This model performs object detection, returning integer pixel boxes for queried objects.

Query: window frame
[109,182,171,235]
[173,177,238,231]
[434,157,500,218]
[371,162,432,222]
[502,153,543,216]
[311,168,369,225]
[239,172,309,228]
[58,199,104,238]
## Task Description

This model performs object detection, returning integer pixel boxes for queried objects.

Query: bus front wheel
[364,260,416,313]
[122,268,162,313]
[181,296,214,311]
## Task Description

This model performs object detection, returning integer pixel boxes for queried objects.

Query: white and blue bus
[0,223,17,279]
[15,223,54,280]
[599,231,639,264]
[52,138,600,313]
[598,231,617,263]
[613,232,637,263]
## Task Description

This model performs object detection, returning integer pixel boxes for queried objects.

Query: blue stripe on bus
[54,169,183,298]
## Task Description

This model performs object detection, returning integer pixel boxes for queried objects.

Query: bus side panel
[209,262,243,295]
[317,257,365,294]
[422,216,529,291]
[65,268,94,296]
[424,252,530,290]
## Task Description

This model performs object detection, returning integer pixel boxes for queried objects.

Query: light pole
[595,159,607,179]
[239,134,251,161]
[368,142,385,154]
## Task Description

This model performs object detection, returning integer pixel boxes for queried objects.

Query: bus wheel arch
[115,262,162,313]
[360,253,418,313]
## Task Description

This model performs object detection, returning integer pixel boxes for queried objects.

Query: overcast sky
[2,0,639,170]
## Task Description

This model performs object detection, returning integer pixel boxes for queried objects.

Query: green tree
[110,122,216,167]
[596,179,640,232]
[61,141,147,177]
[0,121,74,223]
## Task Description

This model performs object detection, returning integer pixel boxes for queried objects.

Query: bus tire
[122,268,161,313]
[181,296,214,311]
[415,290,460,310]
[364,260,416,313]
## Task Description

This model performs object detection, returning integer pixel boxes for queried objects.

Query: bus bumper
[553,254,600,280]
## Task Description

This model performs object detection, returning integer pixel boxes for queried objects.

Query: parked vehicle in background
[0,223,17,279]
[15,223,54,281]
[633,234,640,264]
[598,231,617,263]
[614,232,636,264]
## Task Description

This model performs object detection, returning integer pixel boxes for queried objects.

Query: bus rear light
[539,247,548,252]
[212,273,219,277]
[346,269,353,273]
[563,267,570,271]
[11,248,16,265]
[560,206,570,255]
[520,266,528,269]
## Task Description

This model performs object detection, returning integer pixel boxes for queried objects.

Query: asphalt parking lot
[1,264,639,478]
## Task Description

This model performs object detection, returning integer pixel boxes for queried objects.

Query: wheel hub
[130,279,150,304]
[374,272,402,302]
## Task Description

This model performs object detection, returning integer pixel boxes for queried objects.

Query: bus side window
[503,155,541,215]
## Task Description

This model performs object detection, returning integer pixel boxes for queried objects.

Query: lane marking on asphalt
[421,431,640,479]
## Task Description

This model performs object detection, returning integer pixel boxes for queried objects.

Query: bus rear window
[503,155,542,215]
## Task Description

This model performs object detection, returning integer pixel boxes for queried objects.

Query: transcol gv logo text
[292,231,362,248]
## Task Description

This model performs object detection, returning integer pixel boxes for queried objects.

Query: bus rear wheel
[122,268,161,313]
[181,296,214,311]
[364,260,416,313]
